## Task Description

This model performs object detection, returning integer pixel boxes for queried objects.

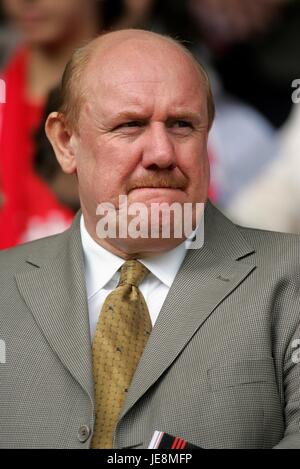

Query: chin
[112,236,186,257]
[24,25,64,46]
[127,188,187,206]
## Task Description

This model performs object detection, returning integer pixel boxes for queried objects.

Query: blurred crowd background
[0,0,300,249]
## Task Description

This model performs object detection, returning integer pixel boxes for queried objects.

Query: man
[0,29,299,449]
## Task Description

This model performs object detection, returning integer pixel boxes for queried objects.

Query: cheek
[82,132,138,176]
[46,0,78,18]
[178,139,209,178]
[75,136,129,202]
[74,137,98,194]
[178,140,210,201]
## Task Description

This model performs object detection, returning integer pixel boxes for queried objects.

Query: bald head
[59,29,215,131]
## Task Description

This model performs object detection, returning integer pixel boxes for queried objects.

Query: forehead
[82,39,206,116]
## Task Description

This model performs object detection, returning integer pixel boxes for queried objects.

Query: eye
[122,121,143,128]
[168,120,194,135]
[173,120,193,128]
[114,120,146,131]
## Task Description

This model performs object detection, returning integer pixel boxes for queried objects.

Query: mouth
[21,10,48,24]
[129,186,184,192]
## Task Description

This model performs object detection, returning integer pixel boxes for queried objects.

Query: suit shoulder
[0,232,68,275]
[237,225,300,259]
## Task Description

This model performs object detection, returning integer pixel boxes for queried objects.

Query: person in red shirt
[0,0,105,248]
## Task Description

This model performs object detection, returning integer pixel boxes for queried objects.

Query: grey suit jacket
[0,202,300,449]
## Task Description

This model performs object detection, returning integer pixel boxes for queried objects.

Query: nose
[141,122,176,170]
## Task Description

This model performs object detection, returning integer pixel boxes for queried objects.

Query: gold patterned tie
[91,259,152,448]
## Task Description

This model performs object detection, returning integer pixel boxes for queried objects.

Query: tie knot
[118,260,149,287]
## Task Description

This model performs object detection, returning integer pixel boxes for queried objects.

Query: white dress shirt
[80,216,189,340]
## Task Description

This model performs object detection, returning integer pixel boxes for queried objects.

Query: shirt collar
[80,215,190,298]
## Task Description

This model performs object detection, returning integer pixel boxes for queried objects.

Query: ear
[45,112,78,174]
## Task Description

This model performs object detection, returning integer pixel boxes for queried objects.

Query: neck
[87,236,185,260]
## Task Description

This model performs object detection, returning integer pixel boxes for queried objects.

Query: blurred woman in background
[0,0,122,248]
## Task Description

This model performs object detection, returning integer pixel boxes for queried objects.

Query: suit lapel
[15,213,95,407]
[119,202,256,421]
[13,203,257,441]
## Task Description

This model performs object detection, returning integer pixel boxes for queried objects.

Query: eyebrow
[109,110,204,125]
[110,111,149,123]
[167,111,204,124]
